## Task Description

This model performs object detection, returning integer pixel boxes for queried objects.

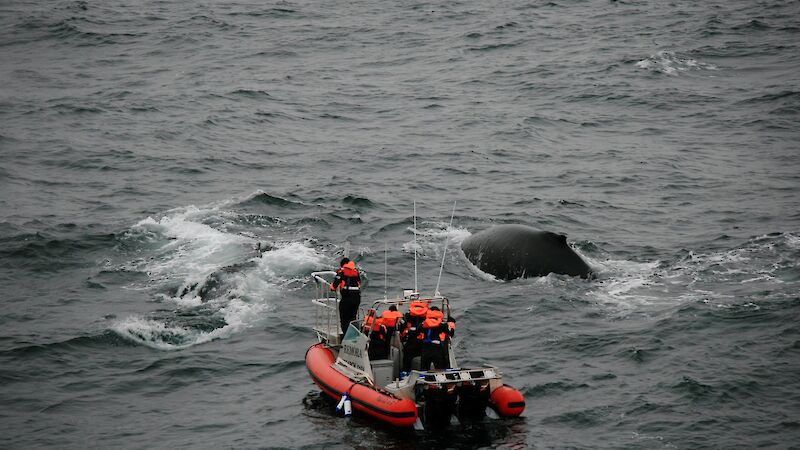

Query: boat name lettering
[345,359,365,372]
[342,343,362,359]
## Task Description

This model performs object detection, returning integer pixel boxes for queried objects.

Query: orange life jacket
[365,316,389,343]
[341,261,359,278]
[408,301,428,317]
[363,313,384,331]
[330,261,360,290]
[381,310,402,328]
[420,310,447,344]
[422,309,443,328]
[403,301,429,339]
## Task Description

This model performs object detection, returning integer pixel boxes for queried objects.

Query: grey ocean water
[1,0,799,448]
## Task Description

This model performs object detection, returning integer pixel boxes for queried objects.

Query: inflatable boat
[305,271,525,428]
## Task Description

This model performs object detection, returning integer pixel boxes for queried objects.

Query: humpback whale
[461,224,592,279]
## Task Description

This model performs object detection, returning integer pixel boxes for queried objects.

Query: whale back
[461,224,592,279]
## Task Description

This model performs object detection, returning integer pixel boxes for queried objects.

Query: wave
[731,19,773,31]
[736,90,800,115]
[228,88,273,99]
[234,191,305,209]
[466,41,522,52]
[0,229,116,271]
[0,331,135,361]
[225,7,298,18]
[342,195,375,208]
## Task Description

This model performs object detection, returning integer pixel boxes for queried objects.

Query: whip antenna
[384,242,388,300]
[434,201,456,297]
[413,201,418,294]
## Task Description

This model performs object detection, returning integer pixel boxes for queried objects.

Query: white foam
[132,207,252,298]
[578,249,665,309]
[217,298,271,333]
[403,223,471,257]
[786,233,800,249]
[636,50,717,76]
[116,241,326,349]
[170,294,203,308]
[581,250,659,277]
[254,241,328,282]
[740,274,779,284]
[118,242,327,350]
[115,200,331,350]
[111,316,205,351]
[112,299,271,351]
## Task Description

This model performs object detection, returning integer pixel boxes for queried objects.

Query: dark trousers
[403,339,422,371]
[420,344,448,371]
[339,292,360,334]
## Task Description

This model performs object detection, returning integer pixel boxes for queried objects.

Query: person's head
[388,305,397,311]
[429,306,440,311]
[340,257,350,267]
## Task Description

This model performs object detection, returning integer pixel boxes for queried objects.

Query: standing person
[330,258,361,335]
[366,305,404,360]
[419,306,455,371]
[401,300,429,370]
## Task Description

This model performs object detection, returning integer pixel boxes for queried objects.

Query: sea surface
[1,0,799,448]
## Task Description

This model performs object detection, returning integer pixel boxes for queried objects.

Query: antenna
[343,241,350,258]
[413,201,418,294]
[383,242,388,300]
[434,201,456,297]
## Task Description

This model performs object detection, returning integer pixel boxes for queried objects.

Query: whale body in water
[461,224,592,279]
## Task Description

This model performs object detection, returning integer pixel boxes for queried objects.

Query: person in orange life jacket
[381,305,403,335]
[365,306,403,360]
[330,258,361,334]
[365,315,389,360]
[401,300,429,370]
[419,306,456,371]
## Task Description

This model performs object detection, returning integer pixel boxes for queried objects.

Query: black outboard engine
[456,382,490,422]
[421,385,456,428]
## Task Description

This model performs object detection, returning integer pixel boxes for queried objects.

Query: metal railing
[311,271,340,345]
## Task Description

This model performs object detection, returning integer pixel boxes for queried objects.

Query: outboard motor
[456,382,490,422]
[421,385,456,428]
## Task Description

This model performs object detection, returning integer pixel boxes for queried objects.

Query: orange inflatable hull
[490,385,526,417]
[305,343,418,427]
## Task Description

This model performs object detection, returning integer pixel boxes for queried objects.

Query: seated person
[366,315,390,360]
[381,305,403,336]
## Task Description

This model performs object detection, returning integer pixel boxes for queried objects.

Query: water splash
[111,200,329,350]
[402,221,471,257]
[635,50,718,76]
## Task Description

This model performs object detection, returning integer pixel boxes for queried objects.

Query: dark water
[1,0,799,448]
